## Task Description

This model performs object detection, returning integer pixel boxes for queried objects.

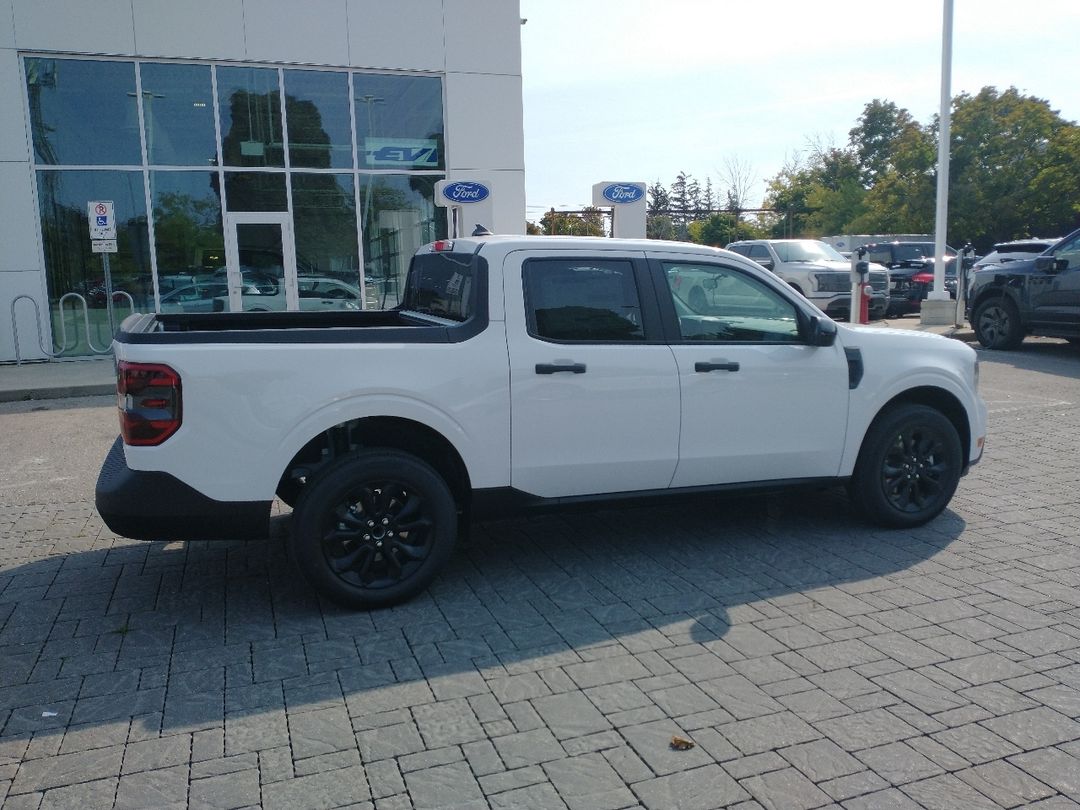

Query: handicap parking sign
[88,200,116,240]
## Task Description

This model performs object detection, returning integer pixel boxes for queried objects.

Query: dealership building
[0,0,525,362]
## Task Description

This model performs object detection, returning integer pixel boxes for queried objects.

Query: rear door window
[523,258,645,342]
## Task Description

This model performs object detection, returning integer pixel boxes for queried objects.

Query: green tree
[647,214,676,240]
[647,180,669,217]
[947,87,1074,247]
[540,208,605,236]
[848,99,921,187]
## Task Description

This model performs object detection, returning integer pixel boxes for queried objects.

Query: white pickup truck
[97,235,987,608]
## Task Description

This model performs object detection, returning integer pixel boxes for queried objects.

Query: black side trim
[95,437,270,541]
[844,347,864,389]
[471,477,843,521]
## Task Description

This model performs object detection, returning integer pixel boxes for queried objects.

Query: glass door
[223,212,297,312]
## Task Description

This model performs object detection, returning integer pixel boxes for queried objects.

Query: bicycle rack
[10,291,135,364]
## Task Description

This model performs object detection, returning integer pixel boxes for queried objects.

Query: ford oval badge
[602,184,644,204]
[442,181,490,204]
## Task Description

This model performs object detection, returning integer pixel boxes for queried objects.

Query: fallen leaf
[670,735,695,751]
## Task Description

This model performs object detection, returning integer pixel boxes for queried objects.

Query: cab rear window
[401,253,477,322]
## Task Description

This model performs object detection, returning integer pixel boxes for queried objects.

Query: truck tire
[850,404,962,528]
[290,449,458,609]
[973,297,1024,349]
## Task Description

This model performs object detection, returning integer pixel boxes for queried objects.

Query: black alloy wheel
[973,297,1024,349]
[851,404,962,528]
[290,450,457,608]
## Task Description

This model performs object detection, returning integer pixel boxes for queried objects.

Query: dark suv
[864,242,960,317]
[965,227,1080,349]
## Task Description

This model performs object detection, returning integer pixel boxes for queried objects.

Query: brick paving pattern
[2,343,1080,808]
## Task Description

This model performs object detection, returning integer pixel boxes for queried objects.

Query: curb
[0,383,116,403]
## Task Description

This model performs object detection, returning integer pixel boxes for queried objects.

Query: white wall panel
[443,169,524,236]
[13,0,135,55]
[244,0,349,65]
[0,270,49,362]
[1,0,15,49]
[444,0,520,75]
[133,0,246,61]
[0,163,40,271]
[0,50,29,162]
[346,0,444,70]
[445,73,523,170]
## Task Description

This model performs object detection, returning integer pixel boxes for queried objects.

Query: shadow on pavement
[0,488,964,751]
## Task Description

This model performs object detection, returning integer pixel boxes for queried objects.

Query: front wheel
[290,449,458,609]
[850,404,963,528]
[973,297,1024,349]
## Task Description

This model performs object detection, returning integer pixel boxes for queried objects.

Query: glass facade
[24,56,447,356]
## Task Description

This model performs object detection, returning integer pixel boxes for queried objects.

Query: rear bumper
[95,437,270,542]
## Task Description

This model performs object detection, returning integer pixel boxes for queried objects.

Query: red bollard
[860,283,872,324]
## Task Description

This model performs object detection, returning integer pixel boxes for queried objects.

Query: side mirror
[807,315,837,347]
[1034,255,1061,273]
[758,259,775,271]
[702,277,719,290]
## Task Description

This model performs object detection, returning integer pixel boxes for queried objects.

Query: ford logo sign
[442,182,490,204]
[602,184,644,204]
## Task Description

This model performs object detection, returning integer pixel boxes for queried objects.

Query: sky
[519,0,1080,219]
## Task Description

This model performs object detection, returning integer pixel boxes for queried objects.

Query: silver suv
[726,239,890,320]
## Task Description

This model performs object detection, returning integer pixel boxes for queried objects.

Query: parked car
[971,238,1060,272]
[725,239,890,320]
[159,275,363,314]
[97,234,986,608]
[965,228,1080,349]
[864,242,962,317]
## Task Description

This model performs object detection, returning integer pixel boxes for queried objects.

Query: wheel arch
[867,386,972,469]
[278,416,472,509]
[969,281,1020,318]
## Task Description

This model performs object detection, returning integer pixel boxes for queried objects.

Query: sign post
[591,182,646,239]
[88,200,118,333]
[434,180,493,238]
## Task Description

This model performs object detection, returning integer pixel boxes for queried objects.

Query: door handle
[536,362,587,374]
[695,360,740,373]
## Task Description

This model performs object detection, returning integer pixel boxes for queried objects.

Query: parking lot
[1,339,1079,810]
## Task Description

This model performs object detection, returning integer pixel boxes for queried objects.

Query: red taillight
[432,240,455,252]
[912,272,934,284]
[117,361,182,446]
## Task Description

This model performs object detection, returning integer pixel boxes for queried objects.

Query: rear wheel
[973,297,1024,349]
[850,404,962,528]
[290,449,458,608]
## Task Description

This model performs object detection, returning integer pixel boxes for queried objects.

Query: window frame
[647,257,812,346]
[521,256,664,345]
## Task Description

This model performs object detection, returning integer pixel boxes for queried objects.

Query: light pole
[922,0,956,326]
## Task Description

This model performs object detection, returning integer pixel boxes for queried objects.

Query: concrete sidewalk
[0,316,976,403]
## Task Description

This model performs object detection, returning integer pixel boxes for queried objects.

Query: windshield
[771,240,845,263]
[894,243,956,262]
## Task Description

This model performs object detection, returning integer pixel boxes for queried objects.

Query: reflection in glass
[36,170,150,355]
[25,58,141,166]
[150,172,224,299]
[139,63,216,166]
[284,71,352,170]
[358,175,446,308]
[217,66,284,167]
[291,174,359,303]
[224,172,288,212]
[353,74,444,170]
[234,223,288,312]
